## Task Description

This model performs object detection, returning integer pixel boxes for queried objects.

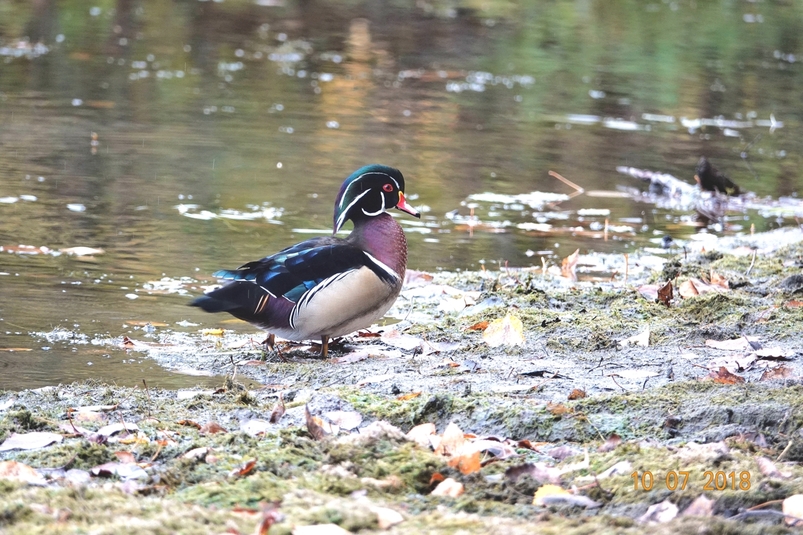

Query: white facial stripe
[339,171,399,208]
[361,190,385,217]
[336,189,371,230]
[363,252,400,281]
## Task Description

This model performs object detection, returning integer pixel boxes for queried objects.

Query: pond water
[1,0,802,390]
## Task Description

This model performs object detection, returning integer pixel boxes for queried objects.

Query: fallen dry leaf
[334,351,370,364]
[397,392,421,401]
[760,365,794,381]
[598,433,622,453]
[755,347,795,359]
[114,451,136,463]
[567,388,586,400]
[370,505,404,529]
[229,458,257,478]
[709,270,729,289]
[434,422,465,456]
[0,431,63,452]
[406,423,437,448]
[784,494,803,526]
[269,393,286,423]
[0,460,46,485]
[636,284,660,301]
[638,499,679,524]
[705,337,759,351]
[546,402,572,416]
[482,314,525,348]
[199,422,226,435]
[678,277,728,298]
[533,484,600,508]
[380,329,422,351]
[785,300,803,308]
[561,248,580,280]
[707,354,756,373]
[305,405,329,440]
[708,366,745,384]
[466,320,489,331]
[430,477,464,497]
[447,448,482,475]
[505,462,561,484]
[619,329,650,348]
[756,456,788,478]
[596,460,633,480]
[240,419,272,437]
[324,411,362,431]
[533,483,570,506]
[678,279,700,298]
[177,419,202,429]
[680,494,715,517]
[657,280,673,307]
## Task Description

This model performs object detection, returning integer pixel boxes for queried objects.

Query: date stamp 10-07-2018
[631,470,752,492]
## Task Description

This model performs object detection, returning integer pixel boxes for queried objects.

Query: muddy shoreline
[1,227,802,534]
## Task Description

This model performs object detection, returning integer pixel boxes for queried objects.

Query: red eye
[382,183,394,192]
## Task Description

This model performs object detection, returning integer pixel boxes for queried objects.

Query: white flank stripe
[289,270,353,329]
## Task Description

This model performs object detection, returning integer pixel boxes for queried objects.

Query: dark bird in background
[190,164,420,357]
[694,157,741,196]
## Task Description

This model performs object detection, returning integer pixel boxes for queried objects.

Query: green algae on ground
[2,233,803,533]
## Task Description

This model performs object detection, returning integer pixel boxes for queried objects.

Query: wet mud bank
[1,227,802,534]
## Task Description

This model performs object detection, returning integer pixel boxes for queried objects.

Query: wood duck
[694,157,741,196]
[190,164,420,357]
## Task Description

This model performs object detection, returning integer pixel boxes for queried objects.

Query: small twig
[746,500,785,512]
[229,355,238,381]
[609,374,627,392]
[623,253,629,286]
[142,379,152,419]
[745,250,757,276]
[777,439,794,462]
[728,509,798,523]
[548,170,585,193]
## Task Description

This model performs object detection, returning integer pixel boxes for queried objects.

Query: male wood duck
[190,164,420,357]
[694,157,741,196]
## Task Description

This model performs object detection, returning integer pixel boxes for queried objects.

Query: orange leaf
[199,422,226,435]
[546,402,572,416]
[397,392,421,401]
[230,458,257,478]
[567,389,586,400]
[708,366,745,384]
[466,321,489,331]
[177,420,202,429]
[447,449,482,475]
[429,472,445,485]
